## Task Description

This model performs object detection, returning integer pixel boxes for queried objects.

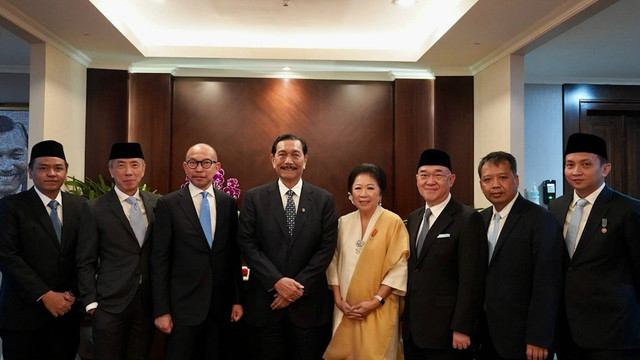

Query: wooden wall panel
[128,73,173,194]
[171,77,394,216]
[84,69,128,181]
[434,76,474,206]
[394,79,434,219]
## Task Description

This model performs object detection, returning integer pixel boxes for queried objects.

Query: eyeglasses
[185,159,218,169]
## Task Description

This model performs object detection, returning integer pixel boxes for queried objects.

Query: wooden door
[563,84,640,198]
[580,103,640,198]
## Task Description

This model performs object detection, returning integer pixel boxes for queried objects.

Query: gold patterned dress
[324,206,409,360]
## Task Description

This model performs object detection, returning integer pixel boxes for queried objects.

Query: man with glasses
[403,149,488,360]
[151,143,243,359]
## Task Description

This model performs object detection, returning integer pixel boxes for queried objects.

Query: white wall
[474,54,525,209]
[29,43,86,180]
[523,84,564,203]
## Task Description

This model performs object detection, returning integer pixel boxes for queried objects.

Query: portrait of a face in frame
[0,108,29,199]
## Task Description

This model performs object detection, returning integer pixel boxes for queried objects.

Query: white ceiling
[0,0,639,83]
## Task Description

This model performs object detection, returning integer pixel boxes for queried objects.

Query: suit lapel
[267,182,290,242]
[140,191,156,244]
[491,195,524,264]
[106,190,139,244]
[211,188,230,251]
[572,186,612,261]
[60,192,81,251]
[27,188,60,250]
[416,201,455,266]
[408,208,424,254]
[177,186,209,248]
[290,183,312,245]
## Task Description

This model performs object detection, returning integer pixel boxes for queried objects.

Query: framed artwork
[0,103,29,199]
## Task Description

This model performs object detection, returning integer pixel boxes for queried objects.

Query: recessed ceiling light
[393,0,416,7]
[282,66,291,71]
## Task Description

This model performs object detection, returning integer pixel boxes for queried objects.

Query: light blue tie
[48,200,62,243]
[488,212,501,262]
[565,198,588,258]
[126,197,146,247]
[416,208,432,255]
[199,191,213,248]
[285,190,296,237]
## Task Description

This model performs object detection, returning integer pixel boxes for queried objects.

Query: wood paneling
[84,69,128,181]
[171,77,394,216]
[128,73,173,194]
[394,79,434,218]
[434,76,474,206]
[86,74,476,219]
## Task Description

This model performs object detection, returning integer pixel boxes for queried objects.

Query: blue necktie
[416,208,432,255]
[126,197,146,247]
[199,191,213,248]
[565,198,588,258]
[488,212,501,262]
[48,200,62,243]
[285,190,296,237]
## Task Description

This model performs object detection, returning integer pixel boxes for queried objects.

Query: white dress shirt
[563,182,605,251]
[278,178,303,212]
[188,182,217,242]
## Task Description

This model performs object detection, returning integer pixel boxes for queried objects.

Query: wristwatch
[374,295,385,305]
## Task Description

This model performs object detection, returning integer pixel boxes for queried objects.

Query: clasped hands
[270,277,304,310]
[42,290,75,317]
[335,297,380,320]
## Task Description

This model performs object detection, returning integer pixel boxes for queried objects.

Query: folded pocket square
[437,233,451,238]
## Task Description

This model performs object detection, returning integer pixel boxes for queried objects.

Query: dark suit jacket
[0,187,86,330]
[76,189,160,314]
[236,181,337,328]
[402,197,488,349]
[548,186,640,349]
[481,194,564,358]
[150,186,242,326]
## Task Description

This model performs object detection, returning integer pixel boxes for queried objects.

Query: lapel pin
[601,218,607,233]
[301,208,306,213]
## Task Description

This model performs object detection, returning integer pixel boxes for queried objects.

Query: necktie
[416,208,432,255]
[285,190,296,237]
[126,197,146,247]
[48,200,62,243]
[488,212,501,262]
[199,191,213,248]
[565,198,588,258]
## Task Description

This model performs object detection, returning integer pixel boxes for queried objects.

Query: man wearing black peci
[0,140,86,359]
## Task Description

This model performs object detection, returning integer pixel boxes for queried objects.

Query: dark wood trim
[393,79,434,219]
[434,76,474,206]
[84,69,128,182]
[128,73,173,194]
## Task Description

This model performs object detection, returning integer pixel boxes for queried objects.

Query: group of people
[0,131,638,360]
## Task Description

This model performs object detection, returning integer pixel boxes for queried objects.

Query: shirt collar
[572,182,605,207]
[278,178,303,196]
[114,186,140,202]
[493,192,519,219]
[425,192,451,218]
[189,182,215,198]
[33,185,62,207]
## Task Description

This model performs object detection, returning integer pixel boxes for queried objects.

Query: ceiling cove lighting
[393,0,417,7]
